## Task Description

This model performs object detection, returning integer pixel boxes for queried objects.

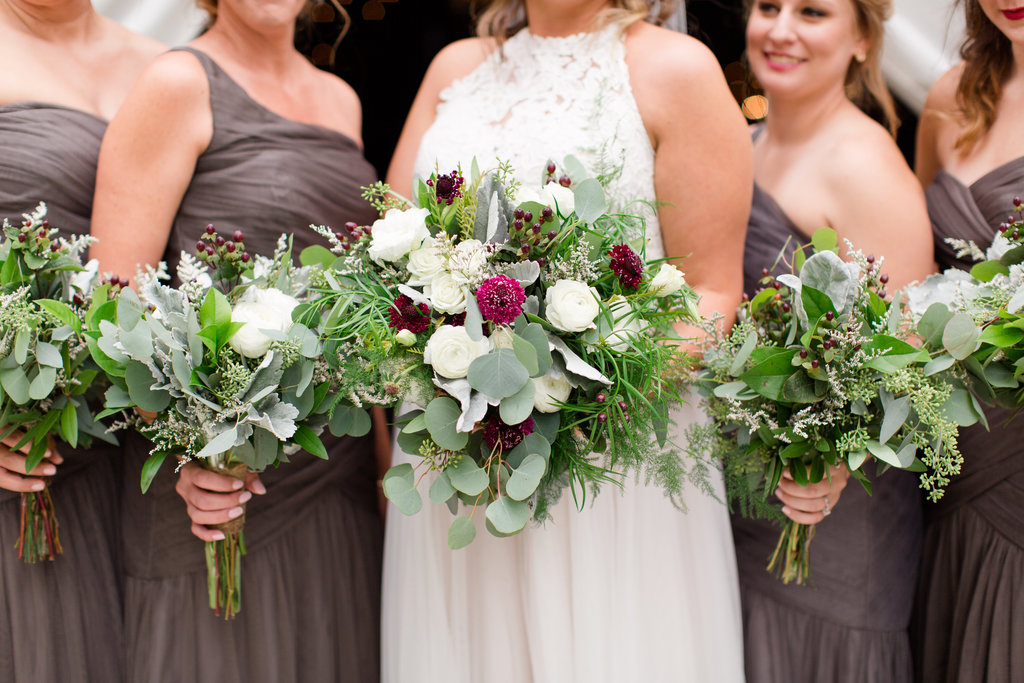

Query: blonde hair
[954,0,1013,152]
[474,1,681,42]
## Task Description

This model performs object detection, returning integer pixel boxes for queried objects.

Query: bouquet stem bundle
[17,483,62,563]
[767,518,815,585]
[203,458,248,619]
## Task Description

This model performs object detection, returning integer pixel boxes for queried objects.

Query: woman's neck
[763,84,851,146]
[201,7,297,77]
[1,0,97,42]
[523,0,613,37]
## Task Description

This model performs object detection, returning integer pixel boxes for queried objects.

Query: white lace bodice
[414,22,664,259]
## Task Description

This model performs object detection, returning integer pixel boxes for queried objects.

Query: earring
[855,52,866,63]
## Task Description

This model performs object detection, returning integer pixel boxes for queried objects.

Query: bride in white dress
[382,2,751,681]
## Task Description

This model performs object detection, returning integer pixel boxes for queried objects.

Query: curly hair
[953,0,1014,151]
[473,0,681,43]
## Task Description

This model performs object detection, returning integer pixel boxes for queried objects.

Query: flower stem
[767,519,815,585]
[16,485,62,563]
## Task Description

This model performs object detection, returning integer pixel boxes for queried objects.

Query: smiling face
[746,0,869,101]
[976,0,1024,44]
[215,0,308,31]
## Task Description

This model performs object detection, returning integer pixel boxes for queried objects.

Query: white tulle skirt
[381,400,746,683]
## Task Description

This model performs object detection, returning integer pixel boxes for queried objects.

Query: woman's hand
[0,432,62,493]
[776,464,850,525]
[174,462,266,541]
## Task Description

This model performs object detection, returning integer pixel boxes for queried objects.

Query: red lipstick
[1003,7,1024,21]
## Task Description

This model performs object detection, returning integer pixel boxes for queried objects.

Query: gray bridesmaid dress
[0,103,124,682]
[120,49,382,683]
[913,160,1024,683]
[733,179,923,683]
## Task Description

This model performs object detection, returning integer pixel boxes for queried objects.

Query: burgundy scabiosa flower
[445,312,467,327]
[475,274,526,325]
[426,170,465,206]
[609,244,644,290]
[483,413,535,451]
[388,294,431,333]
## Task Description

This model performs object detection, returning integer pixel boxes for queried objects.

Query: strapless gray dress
[0,102,125,682]
[120,49,383,683]
[733,179,923,683]
[912,160,1024,683]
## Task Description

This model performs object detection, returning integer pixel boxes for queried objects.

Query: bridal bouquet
[906,198,1024,408]
[305,159,702,548]
[0,204,112,562]
[88,227,356,618]
[692,229,969,584]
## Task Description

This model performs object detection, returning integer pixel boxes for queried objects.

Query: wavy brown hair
[474,0,681,42]
[745,0,899,137]
[954,0,1014,151]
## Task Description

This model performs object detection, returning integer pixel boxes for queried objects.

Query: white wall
[94,0,206,47]
[883,0,965,112]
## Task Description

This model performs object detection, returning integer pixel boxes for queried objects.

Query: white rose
[229,287,300,358]
[541,184,575,217]
[604,295,642,352]
[425,272,467,314]
[423,325,490,379]
[649,263,686,297]
[395,329,417,346]
[489,325,515,350]
[545,279,600,333]
[406,238,447,286]
[367,207,430,263]
[532,370,572,413]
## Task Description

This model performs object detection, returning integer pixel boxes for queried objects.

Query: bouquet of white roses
[304,158,703,548]
[88,227,363,618]
[0,203,113,563]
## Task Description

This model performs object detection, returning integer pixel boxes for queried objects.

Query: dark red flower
[608,244,644,290]
[482,412,535,451]
[475,274,526,325]
[427,171,465,206]
[388,294,431,333]
[445,312,466,327]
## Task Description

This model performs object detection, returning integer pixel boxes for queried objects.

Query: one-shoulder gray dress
[120,49,382,683]
[733,179,923,683]
[913,160,1024,683]
[0,102,125,682]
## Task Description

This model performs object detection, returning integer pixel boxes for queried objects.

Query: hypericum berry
[363,224,372,235]
[1000,223,1009,233]
[40,220,49,229]
[241,252,251,263]
[879,274,889,284]
[49,241,59,252]
[1010,215,1017,224]
[782,302,791,313]
[1014,197,1022,207]
[513,208,525,220]
[623,414,630,424]
[532,224,541,235]
[342,243,351,251]
[215,235,225,247]
[617,400,628,412]
[344,221,357,231]
[541,207,554,221]
[596,393,607,403]
[853,343,861,352]
[351,228,363,239]
[825,311,835,322]
[205,224,216,235]
[120,277,129,288]
[824,337,833,349]
[196,240,206,252]
[774,293,782,300]
[547,231,557,241]
[741,292,750,302]
[513,219,524,230]
[1014,232,1021,240]
[879,289,887,298]
[546,162,557,174]
[520,244,531,256]
[597,412,607,423]
[225,242,236,253]
[72,292,85,306]
[206,245,215,256]
[558,175,571,187]
[811,359,820,369]
[108,275,120,286]
[17,233,26,243]
[537,257,547,267]
[232,230,244,242]
[799,349,808,359]
[761,267,770,277]
[523,211,533,223]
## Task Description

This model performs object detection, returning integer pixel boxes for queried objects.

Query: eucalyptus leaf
[485,496,530,534]
[729,330,758,376]
[28,366,56,401]
[879,395,911,443]
[195,426,241,460]
[942,313,981,360]
[464,295,484,342]
[425,396,469,450]
[125,361,171,413]
[572,178,606,223]
[429,470,456,505]
[918,303,954,347]
[505,453,546,501]
[941,388,980,426]
[0,367,31,405]
[467,349,530,400]
[866,439,901,468]
[448,516,476,549]
[498,380,536,426]
[34,342,63,369]
[923,354,956,376]
[447,456,489,496]
[382,463,422,515]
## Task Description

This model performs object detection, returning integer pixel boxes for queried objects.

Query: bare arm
[90,51,212,278]
[915,66,961,189]
[629,30,752,332]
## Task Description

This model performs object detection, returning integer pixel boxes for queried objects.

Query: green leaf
[810,227,838,253]
[425,396,469,450]
[116,286,146,331]
[506,432,551,469]
[517,322,552,377]
[467,349,530,400]
[34,341,63,369]
[511,333,539,376]
[57,399,78,448]
[741,348,798,400]
[125,361,171,413]
[572,178,606,223]
[28,366,56,401]
[942,312,981,360]
[448,517,476,549]
[447,456,488,496]
[498,380,535,425]
[1000,245,1024,267]
[729,330,758,376]
[140,452,168,493]
[918,303,954,348]
[923,354,956,376]
[895,441,917,468]
[847,449,868,471]
[13,328,29,365]
[879,395,911,443]
[984,362,1018,389]
[970,260,1009,282]
[195,427,240,460]
[866,439,901,468]
[293,424,328,459]
[801,285,837,326]
[779,371,820,403]
[464,293,484,342]
[348,408,372,437]
[485,496,530,534]
[401,412,428,434]
[299,244,336,268]
[328,404,353,436]
[429,470,456,505]
[978,323,1024,348]
[37,299,81,335]
[200,287,232,331]
[505,453,546,501]
[382,463,422,515]
[941,388,981,427]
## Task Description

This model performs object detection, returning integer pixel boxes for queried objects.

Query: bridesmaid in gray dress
[0,2,162,680]
[91,2,382,681]
[913,2,1024,680]
[735,0,934,680]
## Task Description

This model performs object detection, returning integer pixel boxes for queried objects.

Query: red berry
[879,274,889,284]
[345,221,357,231]
[596,393,607,403]
[546,162,557,174]
[72,292,85,306]
[205,224,216,235]
[811,360,819,369]
[225,242,236,253]
[232,230,244,242]
[17,233,26,243]
[741,292,749,302]
[799,349,808,359]
[40,220,49,229]
[363,224,372,235]
[241,252,251,263]
[623,414,630,424]
[1014,197,1022,207]
[597,412,607,423]
[109,275,120,286]
[547,231,557,241]
[523,211,533,223]
[761,267,770,277]
[50,242,59,252]
[558,175,571,187]
[513,219,524,230]
[825,311,834,321]
[781,302,791,312]
[196,240,206,252]
[617,400,627,412]
[541,207,554,221]
[351,228,363,239]
[206,245,215,255]
[1000,223,1009,233]
[513,208,525,220]
[520,244,531,256]
[532,224,541,235]
[120,277,129,288]
[215,236,225,247]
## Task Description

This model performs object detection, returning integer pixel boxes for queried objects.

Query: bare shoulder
[923,63,964,117]
[133,49,210,101]
[101,16,166,62]
[624,23,723,93]
[313,67,361,110]
[822,113,920,201]
[422,37,495,93]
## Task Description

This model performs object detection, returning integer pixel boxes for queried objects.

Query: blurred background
[95,0,965,176]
